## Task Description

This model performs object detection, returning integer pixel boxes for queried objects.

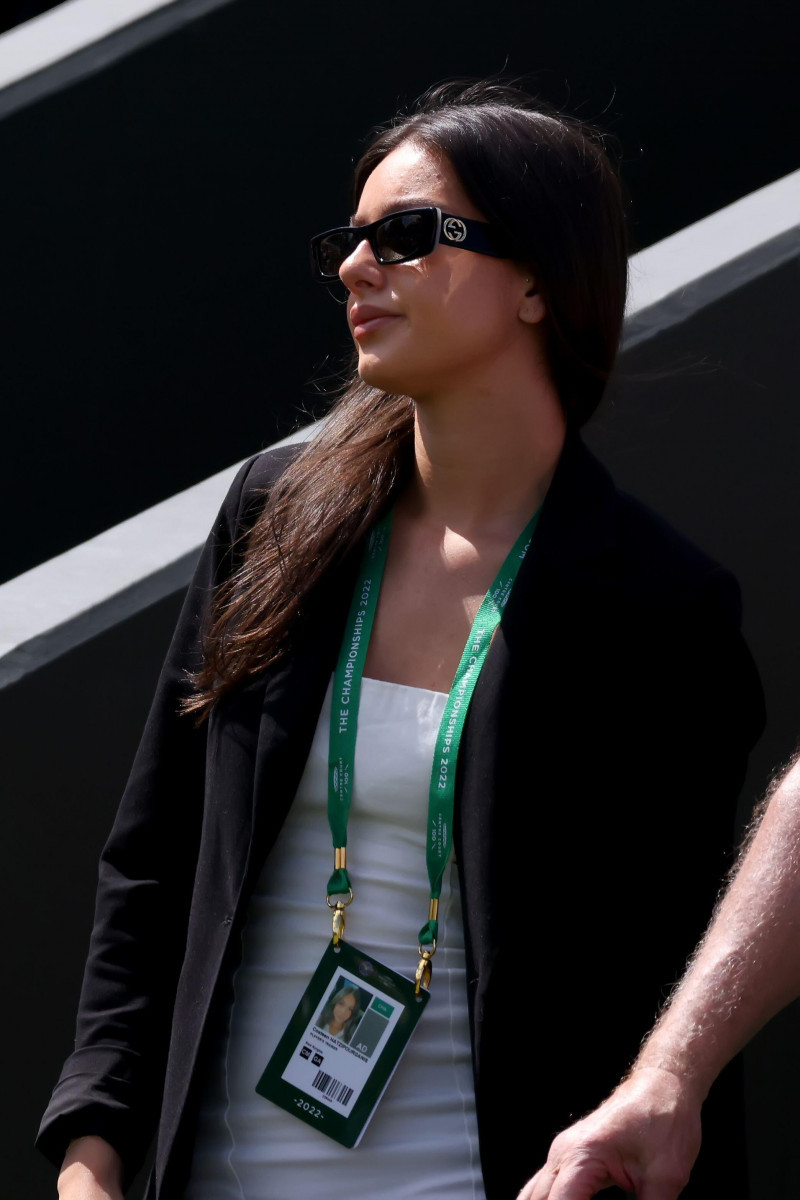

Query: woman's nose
[338,235,384,291]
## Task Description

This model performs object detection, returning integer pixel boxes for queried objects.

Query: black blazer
[37,435,765,1199]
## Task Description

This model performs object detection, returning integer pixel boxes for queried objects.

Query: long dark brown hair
[185,80,629,718]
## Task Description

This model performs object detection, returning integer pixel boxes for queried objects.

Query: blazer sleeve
[35,450,272,1177]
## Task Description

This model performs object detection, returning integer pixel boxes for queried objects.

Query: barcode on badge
[312,1068,354,1107]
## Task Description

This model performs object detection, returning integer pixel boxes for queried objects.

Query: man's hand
[516,1068,703,1200]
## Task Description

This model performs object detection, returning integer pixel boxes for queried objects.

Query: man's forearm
[634,753,800,1097]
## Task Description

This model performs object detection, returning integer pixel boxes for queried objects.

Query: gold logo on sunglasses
[442,217,467,243]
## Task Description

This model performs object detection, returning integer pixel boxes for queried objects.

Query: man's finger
[519,1162,556,1199]
[544,1158,615,1200]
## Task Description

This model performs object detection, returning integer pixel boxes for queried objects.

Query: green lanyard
[327,505,540,989]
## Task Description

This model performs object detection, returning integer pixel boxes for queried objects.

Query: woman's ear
[519,276,547,325]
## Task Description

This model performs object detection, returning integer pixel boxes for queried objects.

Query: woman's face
[340,140,541,399]
[332,992,357,1029]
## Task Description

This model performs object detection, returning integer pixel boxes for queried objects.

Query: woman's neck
[405,376,567,537]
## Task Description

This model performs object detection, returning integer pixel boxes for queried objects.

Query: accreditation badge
[255,940,429,1148]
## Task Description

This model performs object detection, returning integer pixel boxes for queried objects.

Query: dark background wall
[1,0,62,33]
[2,0,800,581]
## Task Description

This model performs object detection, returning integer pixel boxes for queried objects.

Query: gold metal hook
[326,887,353,947]
[415,946,436,995]
[332,901,347,946]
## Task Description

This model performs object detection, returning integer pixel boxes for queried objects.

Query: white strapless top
[185,675,486,1200]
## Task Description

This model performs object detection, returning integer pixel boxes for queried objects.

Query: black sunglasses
[309,206,511,281]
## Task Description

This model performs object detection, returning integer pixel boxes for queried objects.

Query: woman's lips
[352,313,401,340]
[349,304,402,340]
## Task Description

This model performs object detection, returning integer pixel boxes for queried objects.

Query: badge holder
[256,937,429,1148]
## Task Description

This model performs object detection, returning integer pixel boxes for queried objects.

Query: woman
[316,985,362,1043]
[39,82,764,1200]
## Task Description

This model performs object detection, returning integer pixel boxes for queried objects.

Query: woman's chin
[357,355,413,394]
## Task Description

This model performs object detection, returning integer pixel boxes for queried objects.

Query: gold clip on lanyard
[327,505,540,992]
[326,847,352,945]
[414,898,438,993]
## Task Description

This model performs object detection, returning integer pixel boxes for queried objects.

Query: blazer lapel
[455,434,619,1058]
[165,550,361,1188]
[245,548,363,898]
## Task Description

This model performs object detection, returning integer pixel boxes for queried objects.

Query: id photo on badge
[315,978,371,1046]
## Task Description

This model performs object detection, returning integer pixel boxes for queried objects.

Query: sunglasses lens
[374,210,436,263]
[311,209,439,279]
[315,230,357,278]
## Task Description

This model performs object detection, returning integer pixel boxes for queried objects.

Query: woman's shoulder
[219,441,305,537]
[237,441,305,499]
[586,485,747,643]
[554,435,740,609]
[610,486,739,610]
